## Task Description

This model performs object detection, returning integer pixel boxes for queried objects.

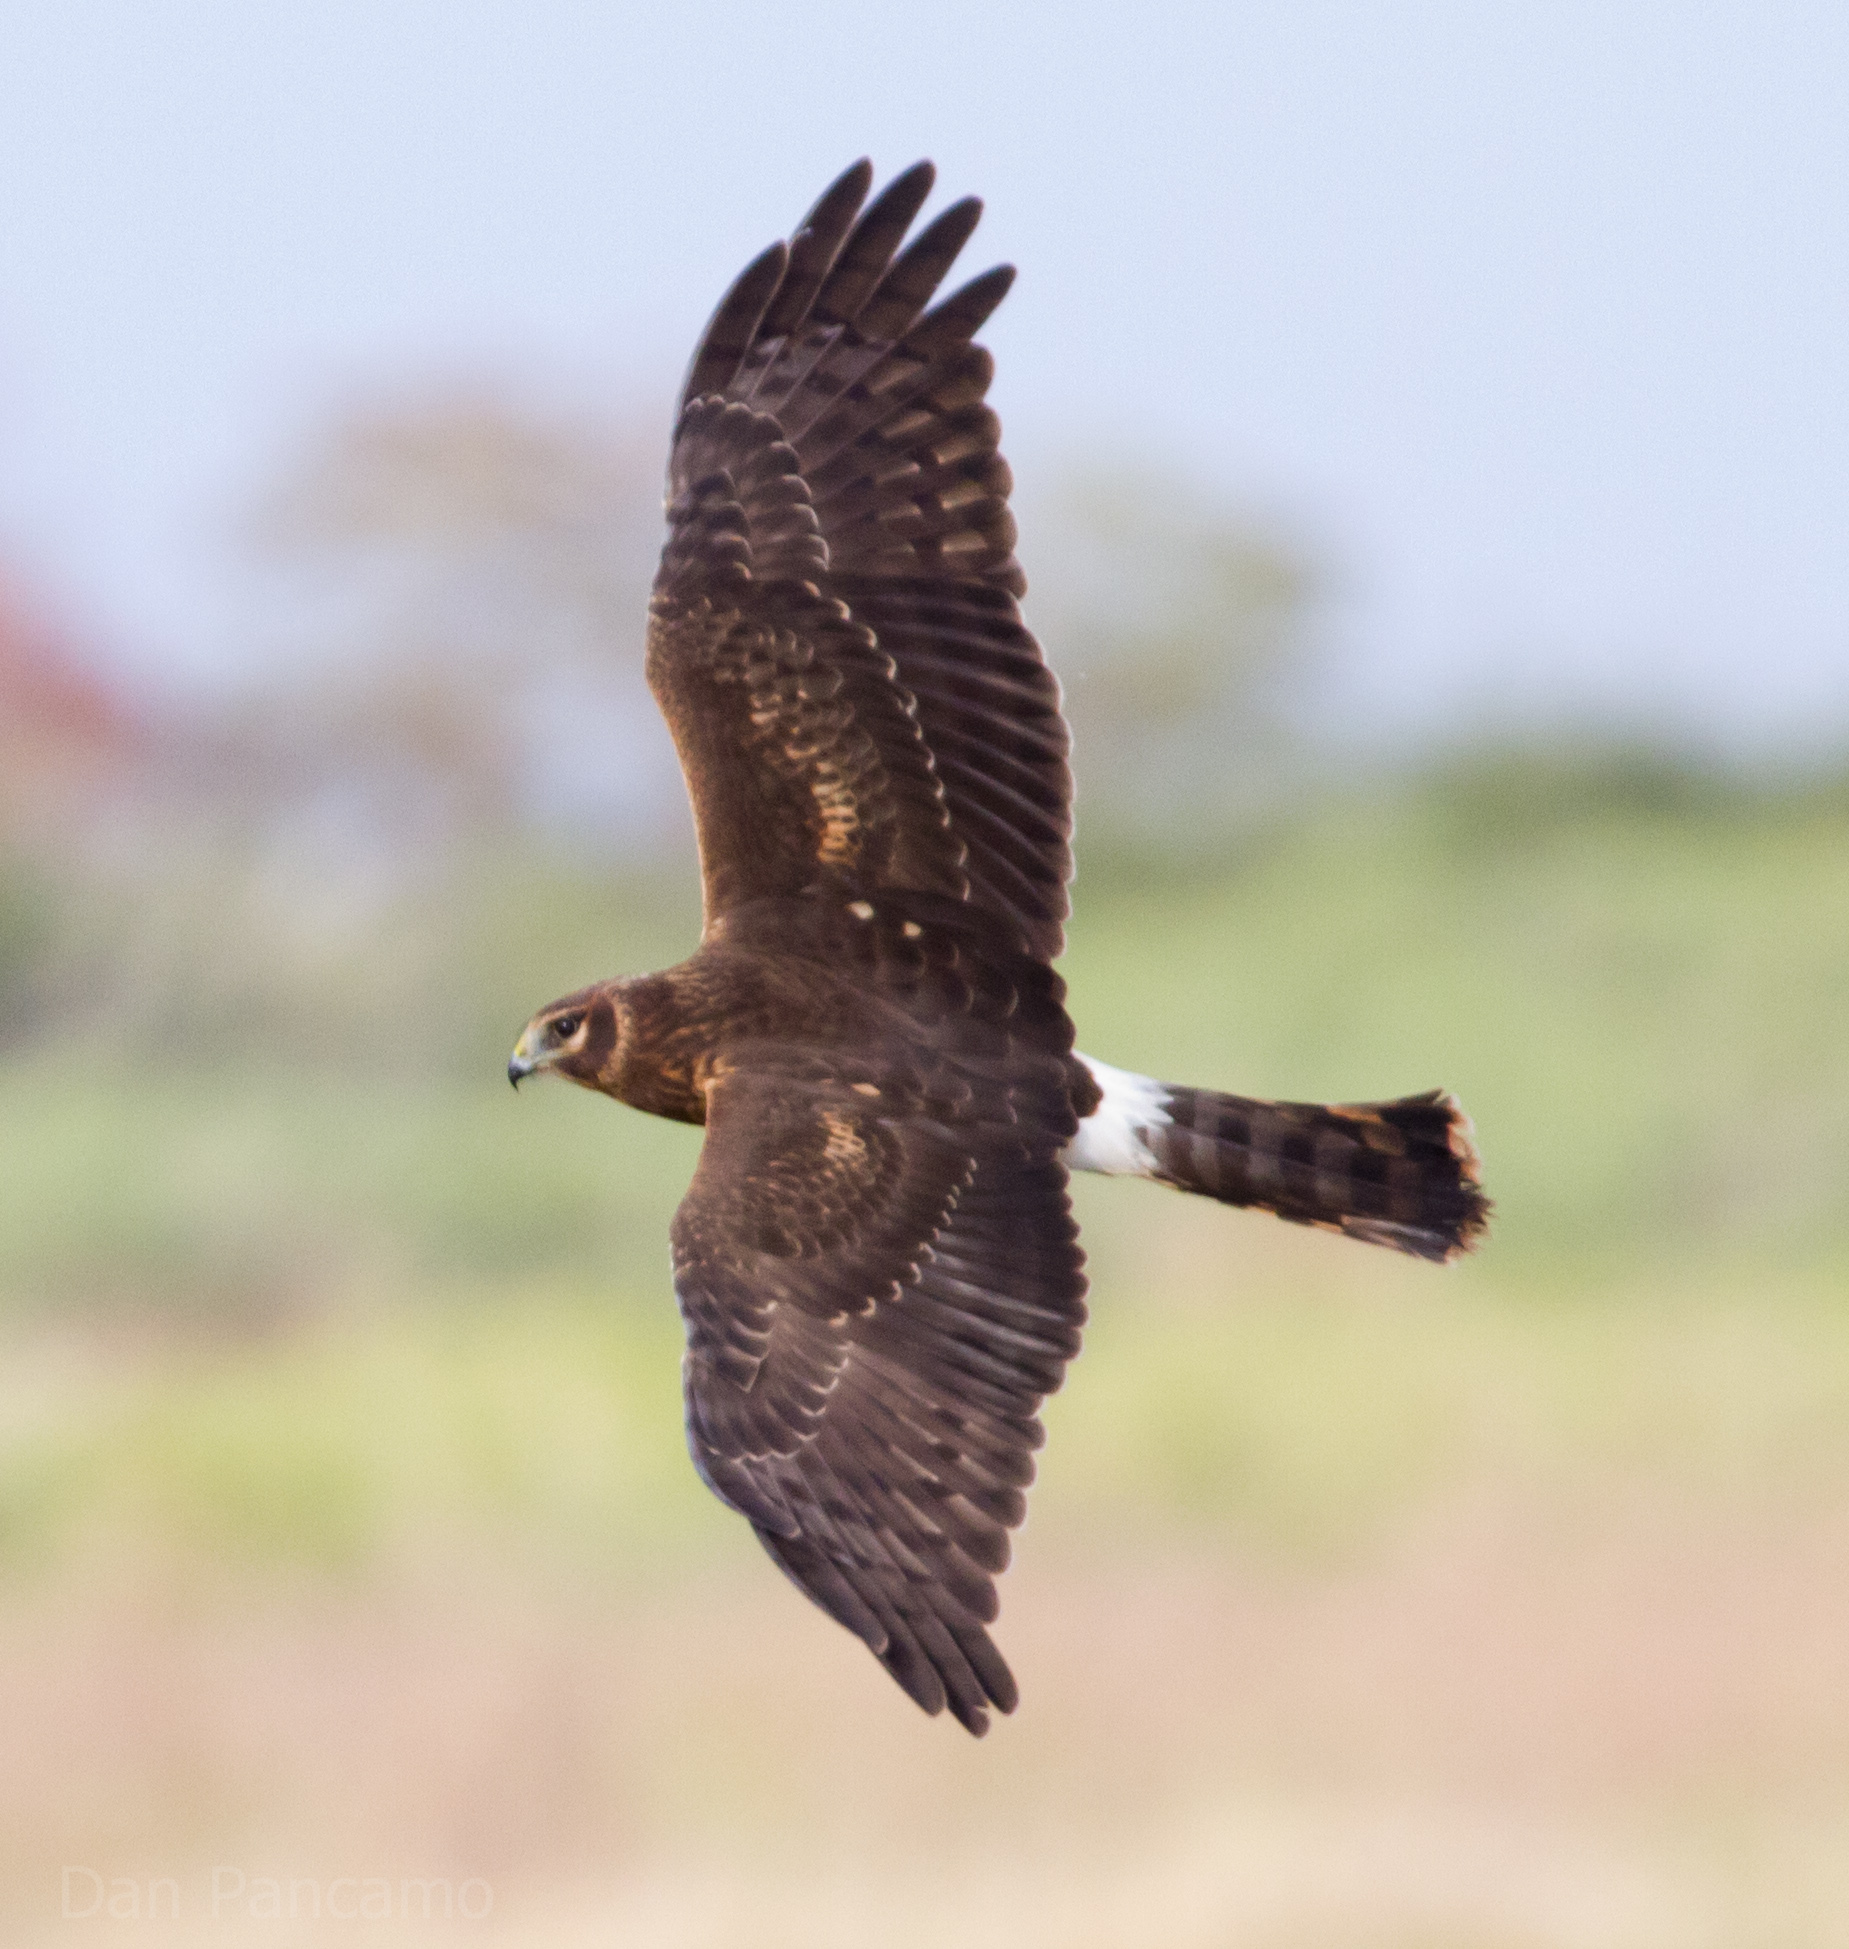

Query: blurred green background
[6,661,1848,1944]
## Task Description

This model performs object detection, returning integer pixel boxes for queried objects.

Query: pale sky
[2,0,1845,752]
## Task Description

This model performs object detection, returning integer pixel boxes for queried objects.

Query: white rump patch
[1060,1054,1170,1177]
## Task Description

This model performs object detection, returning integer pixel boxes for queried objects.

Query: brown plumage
[510,161,1490,1735]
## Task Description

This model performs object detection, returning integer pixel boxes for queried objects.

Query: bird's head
[507,987,621,1092]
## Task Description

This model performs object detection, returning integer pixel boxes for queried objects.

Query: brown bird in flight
[509,160,1490,1734]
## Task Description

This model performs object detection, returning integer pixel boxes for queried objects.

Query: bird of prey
[509,160,1489,1735]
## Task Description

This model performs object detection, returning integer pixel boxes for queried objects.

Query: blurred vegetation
[3,732,1846,1603]
[5,745,1843,1309]
[214,393,1326,854]
[1021,463,1316,846]
[235,390,683,845]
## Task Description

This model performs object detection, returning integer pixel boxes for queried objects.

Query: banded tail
[1062,1056,1490,1264]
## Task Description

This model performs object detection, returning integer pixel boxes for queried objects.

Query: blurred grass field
[2,758,1847,1946]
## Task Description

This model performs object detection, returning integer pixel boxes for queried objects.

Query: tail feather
[1154,1085,1489,1263]
[1064,1056,1490,1264]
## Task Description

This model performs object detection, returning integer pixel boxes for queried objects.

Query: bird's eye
[551,1015,583,1041]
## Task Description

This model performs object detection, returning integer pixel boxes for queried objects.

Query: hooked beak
[507,1024,544,1089]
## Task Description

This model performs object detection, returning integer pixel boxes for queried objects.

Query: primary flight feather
[510,160,1490,1734]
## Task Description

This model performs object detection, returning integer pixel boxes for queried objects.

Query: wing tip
[795,159,875,248]
[679,238,792,408]
[887,156,938,201]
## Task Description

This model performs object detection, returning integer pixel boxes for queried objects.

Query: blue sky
[3,0,1845,751]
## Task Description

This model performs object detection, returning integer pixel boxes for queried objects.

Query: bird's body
[511,161,1489,1733]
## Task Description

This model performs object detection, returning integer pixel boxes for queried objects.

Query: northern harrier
[510,161,1489,1734]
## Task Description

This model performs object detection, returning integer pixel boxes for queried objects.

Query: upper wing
[672,1040,1086,1735]
[651,160,1073,958]
[648,402,968,924]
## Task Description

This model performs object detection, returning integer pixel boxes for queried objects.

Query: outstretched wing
[651,160,1073,958]
[671,963,1087,1734]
